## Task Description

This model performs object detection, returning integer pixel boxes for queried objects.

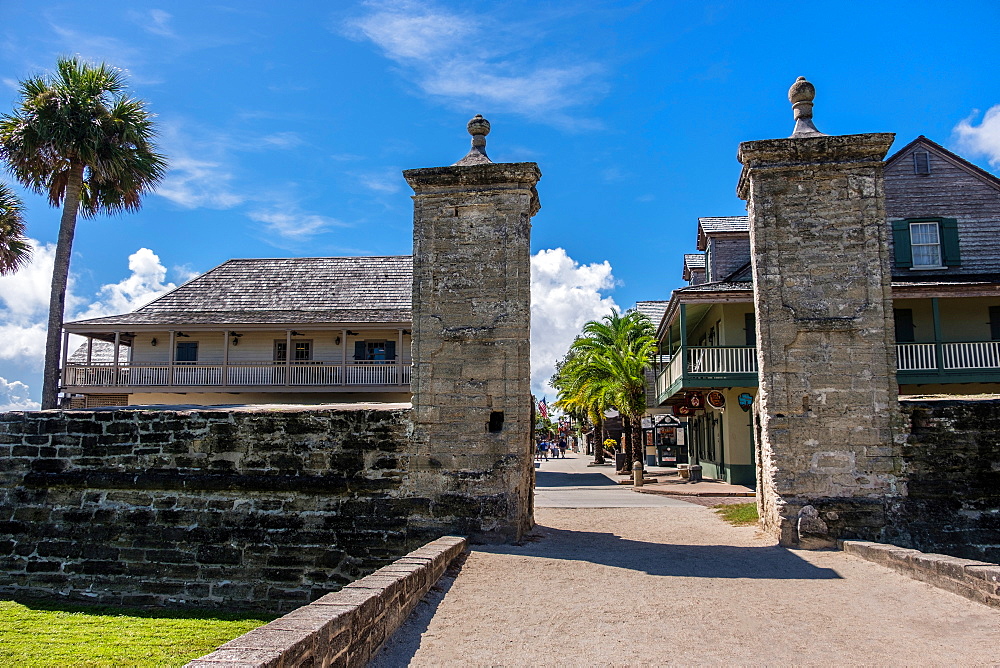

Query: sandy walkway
[373,497,1000,666]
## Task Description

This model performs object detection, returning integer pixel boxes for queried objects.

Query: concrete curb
[185,536,467,668]
[839,540,1000,609]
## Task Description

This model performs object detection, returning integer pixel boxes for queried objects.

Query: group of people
[535,438,568,460]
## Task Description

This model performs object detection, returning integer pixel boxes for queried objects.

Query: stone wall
[0,406,491,613]
[888,398,1000,564]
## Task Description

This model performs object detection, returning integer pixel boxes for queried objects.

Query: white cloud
[530,248,618,399]
[0,377,39,412]
[259,132,305,149]
[953,105,1000,170]
[145,9,176,38]
[74,248,178,321]
[345,1,607,119]
[0,245,182,384]
[248,210,349,242]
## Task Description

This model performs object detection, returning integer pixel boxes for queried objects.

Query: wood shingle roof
[67,256,413,328]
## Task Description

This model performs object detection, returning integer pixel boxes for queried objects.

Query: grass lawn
[0,599,272,667]
[714,502,759,526]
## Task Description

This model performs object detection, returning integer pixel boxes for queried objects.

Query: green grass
[0,599,272,667]
[714,502,759,526]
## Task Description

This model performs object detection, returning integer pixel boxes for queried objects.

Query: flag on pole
[538,398,549,419]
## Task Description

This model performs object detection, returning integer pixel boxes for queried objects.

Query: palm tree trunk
[41,162,84,410]
[593,417,605,465]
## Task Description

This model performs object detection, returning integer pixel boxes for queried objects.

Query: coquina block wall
[0,406,495,613]
[888,398,1000,564]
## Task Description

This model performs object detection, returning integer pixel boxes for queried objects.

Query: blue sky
[2,0,1000,408]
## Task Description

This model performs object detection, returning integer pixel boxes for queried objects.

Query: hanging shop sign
[738,392,754,412]
[686,392,705,410]
[706,390,726,410]
[672,403,693,417]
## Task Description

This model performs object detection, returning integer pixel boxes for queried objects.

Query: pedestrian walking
[558,438,567,458]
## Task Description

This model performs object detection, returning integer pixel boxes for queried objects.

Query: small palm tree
[553,310,656,470]
[0,57,166,408]
[0,183,30,275]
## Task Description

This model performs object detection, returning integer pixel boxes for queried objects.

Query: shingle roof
[634,301,669,324]
[67,256,413,328]
[68,340,128,363]
[698,216,749,233]
[676,280,753,293]
[683,254,706,269]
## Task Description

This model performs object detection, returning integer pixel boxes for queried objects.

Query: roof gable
[696,216,749,250]
[885,136,1000,193]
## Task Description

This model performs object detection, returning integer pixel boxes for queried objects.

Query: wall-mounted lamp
[232,337,240,346]
[150,337,157,347]
[335,336,341,345]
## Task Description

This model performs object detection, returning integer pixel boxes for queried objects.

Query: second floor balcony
[656,341,1000,403]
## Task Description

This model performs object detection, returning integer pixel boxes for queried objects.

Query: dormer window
[913,151,931,175]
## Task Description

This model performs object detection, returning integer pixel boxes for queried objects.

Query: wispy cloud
[953,105,1000,170]
[259,132,305,149]
[354,168,403,194]
[343,1,608,121]
[156,154,245,209]
[248,210,350,242]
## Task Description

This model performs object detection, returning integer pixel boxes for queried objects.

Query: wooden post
[932,297,944,375]
[112,332,121,387]
[341,329,347,385]
[86,337,93,365]
[285,330,292,386]
[397,328,404,384]
[222,330,229,387]
[60,330,70,395]
[168,331,176,387]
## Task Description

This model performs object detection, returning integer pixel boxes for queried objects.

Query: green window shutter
[354,341,366,362]
[940,218,961,267]
[891,220,912,268]
[385,340,396,361]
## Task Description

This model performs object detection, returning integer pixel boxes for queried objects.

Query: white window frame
[274,339,313,362]
[909,221,945,270]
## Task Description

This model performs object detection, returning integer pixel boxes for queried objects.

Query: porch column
[86,337,93,364]
[679,304,688,377]
[285,330,292,386]
[931,298,944,375]
[222,331,229,387]
[340,329,347,385]
[113,332,121,387]
[60,330,70,391]
[397,328,404,384]
[168,331,176,386]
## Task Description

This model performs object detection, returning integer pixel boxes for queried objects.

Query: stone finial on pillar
[789,76,826,138]
[454,114,493,166]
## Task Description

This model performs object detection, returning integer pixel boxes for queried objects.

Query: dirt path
[372,458,1000,667]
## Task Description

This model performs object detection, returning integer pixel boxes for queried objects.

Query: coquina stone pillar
[737,78,902,548]
[403,115,540,543]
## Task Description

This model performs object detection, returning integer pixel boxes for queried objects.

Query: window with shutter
[893,218,960,269]
[913,151,931,175]
[176,341,198,362]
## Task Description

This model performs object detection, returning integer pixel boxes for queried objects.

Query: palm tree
[554,310,656,470]
[0,183,30,275]
[0,57,166,409]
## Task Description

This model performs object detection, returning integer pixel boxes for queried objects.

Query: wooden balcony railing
[897,341,1000,371]
[63,361,412,388]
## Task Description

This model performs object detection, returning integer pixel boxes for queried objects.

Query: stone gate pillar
[403,115,540,543]
[737,78,901,548]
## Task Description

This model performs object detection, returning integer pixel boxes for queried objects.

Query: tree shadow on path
[534,470,617,487]
[477,526,841,580]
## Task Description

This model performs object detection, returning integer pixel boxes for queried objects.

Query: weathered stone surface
[0,406,470,612]
[739,130,900,547]
[404,157,540,543]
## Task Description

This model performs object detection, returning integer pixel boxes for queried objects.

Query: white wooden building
[61,256,413,407]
